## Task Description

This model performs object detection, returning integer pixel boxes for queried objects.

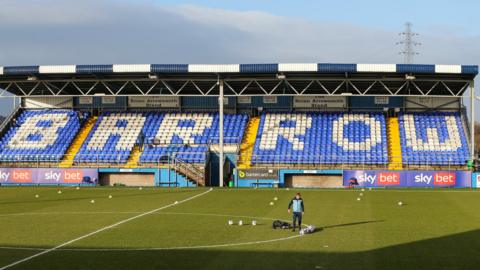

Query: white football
[269,202,274,206]
[90,200,95,204]
[357,197,361,201]
[398,201,403,206]
[108,195,112,199]
[35,194,39,198]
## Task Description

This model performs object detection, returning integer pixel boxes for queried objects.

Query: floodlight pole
[470,80,475,161]
[219,79,224,187]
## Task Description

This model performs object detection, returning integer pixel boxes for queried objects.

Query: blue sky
[0,0,479,117]
[156,0,479,34]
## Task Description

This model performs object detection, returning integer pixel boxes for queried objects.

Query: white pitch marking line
[0,235,303,252]
[64,234,304,251]
[0,211,142,218]
[0,212,309,252]
[0,189,212,270]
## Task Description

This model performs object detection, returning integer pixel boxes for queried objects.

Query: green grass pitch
[0,186,480,270]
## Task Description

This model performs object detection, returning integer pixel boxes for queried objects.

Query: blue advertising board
[0,168,98,185]
[343,170,471,188]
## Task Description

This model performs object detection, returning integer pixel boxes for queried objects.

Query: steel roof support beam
[346,81,363,95]
[314,81,331,95]
[158,80,174,95]
[131,81,146,95]
[224,81,240,95]
[0,78,471,97]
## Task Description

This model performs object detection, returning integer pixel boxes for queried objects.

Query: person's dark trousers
[292,212,302,230]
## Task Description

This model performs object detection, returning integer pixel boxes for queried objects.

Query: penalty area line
[0,188,213,270]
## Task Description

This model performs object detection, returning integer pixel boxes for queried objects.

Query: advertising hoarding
[0,168,98,185]
[343,170,471,188]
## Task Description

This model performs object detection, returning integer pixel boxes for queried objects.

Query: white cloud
[0,0,477,116]
[0,0,112,25]
[0,0,477,65]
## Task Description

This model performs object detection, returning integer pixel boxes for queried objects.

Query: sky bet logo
[11,170,32,183]
[42,170,84,183]
[433,173,456,185]
[377,172,400,185]
[414,172,456,185]
[44,171,62,182]
[63,170,84,183]
[0,170,10,182]
[357,171,400,186]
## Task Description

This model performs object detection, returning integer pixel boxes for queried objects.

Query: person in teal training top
[288,192,305,232]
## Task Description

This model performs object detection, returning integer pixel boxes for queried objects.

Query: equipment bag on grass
[272,220,292,229]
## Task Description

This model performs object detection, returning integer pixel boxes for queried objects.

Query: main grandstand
[0,63,476,188]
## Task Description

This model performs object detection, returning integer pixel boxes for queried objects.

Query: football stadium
[2,1,480,269]
[0,62,479,270]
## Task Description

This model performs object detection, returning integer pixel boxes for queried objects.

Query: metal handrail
[0,151,468,171]
[0,104,21,134]
[237,153,468,170]
[174,158,204,177]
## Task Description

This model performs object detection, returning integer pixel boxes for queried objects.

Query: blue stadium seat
[251,112,388,165]
[75,112,145,164]
[398,112,469,166]
[0,110,85,162]
[140,112,248,164]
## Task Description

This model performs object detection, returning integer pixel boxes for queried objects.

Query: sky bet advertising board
[0,168,98,185]
[343,170,471,188]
